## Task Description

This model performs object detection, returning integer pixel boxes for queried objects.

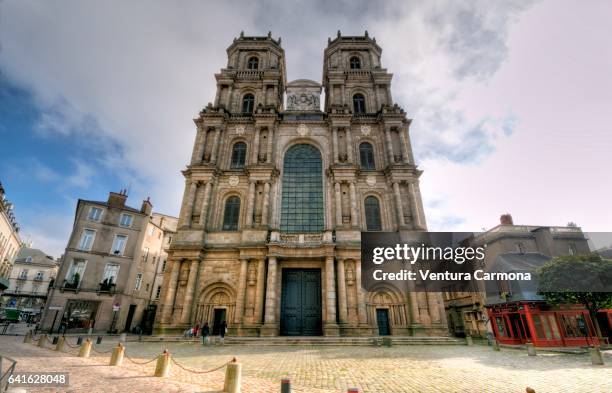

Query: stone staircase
[223,336,465,346]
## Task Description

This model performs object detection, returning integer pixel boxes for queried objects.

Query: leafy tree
[538,253,612,339]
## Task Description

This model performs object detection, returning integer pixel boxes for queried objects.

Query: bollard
[119,333,127,343]
[347,389,359,393]
[96,336,103,344]
[465,336,474,346]
[78,339,92,358]
[37,334,47,347]
[55,336,65,351]
[589,347,604,365]
[109,343,125,366]
[525,388,536,393]
[23,331,32,344]
[281,378,291,393]
[154,349,171,377]
[223,358,241,393]
[492,340,500,351]
[526,343,536,356]
[77,336,83,345]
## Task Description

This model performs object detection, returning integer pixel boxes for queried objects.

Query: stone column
[349,181,359,227]
[252,127,261,164]
[341,84,346,106]
[161,260,181,323]
[181,181,197,228]
[374,84,380,110]
[198,181,213,227]
[263,256,277,326]
[337,259,348,324]
[325,256,338,328]
[191,128,207,165]
[386,85,392,105]
[355,261,368,324]
[399,128,411,164]
[180,260,200,325]
[245,180,256,227]
[332,127,339,164]
[345,127,354,163]
[261,182,271,226]
[408,279,421,324]
[334,181,343,228]
[426,292,441,324]
[266,127,274,163]
[393,182,404,228]
[253,259,266,324]
[409,182,423,229]
[234,259,248,324]
[210,128,221,164]
[214,85,221,107]
[384,127,395,165]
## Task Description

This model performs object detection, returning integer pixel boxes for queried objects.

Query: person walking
[202,322,210,346]
[219,320,227,345]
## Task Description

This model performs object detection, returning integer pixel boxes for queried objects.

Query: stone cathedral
[155,31,448,337]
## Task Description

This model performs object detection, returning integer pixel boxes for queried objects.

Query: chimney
[107,190,128,209]
[500,214,513,226]
[141,197,153,216]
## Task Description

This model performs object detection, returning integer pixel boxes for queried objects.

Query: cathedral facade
[154,32,448,337]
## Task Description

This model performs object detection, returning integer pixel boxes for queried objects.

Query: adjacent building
[0,182,23,291]
[40,191,178,333]
[0,248,58,322]
[155,32,448,337]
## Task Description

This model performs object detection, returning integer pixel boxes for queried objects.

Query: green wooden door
[280,269,322,336]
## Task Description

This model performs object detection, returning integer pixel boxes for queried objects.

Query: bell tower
[322,30,393,114]
[214,31,287,114]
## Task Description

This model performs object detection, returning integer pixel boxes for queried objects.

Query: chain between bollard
[170,357,236,374]
[91,345,113,354]
[123,351,159,365]
[64,339,80,349]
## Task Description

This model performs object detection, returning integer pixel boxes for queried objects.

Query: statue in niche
[345,262,355,286]
[247,263,257,286]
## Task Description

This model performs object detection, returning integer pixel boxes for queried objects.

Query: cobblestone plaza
[2,336,610,392]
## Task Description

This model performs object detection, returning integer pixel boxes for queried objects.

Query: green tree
[538,253,612,339]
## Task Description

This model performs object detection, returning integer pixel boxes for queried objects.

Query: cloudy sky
[1,0,611,257]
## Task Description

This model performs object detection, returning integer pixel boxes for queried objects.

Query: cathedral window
[364,196,382,231]
[222,196,241,231]
[281,144,324,233]
[247,56,259,70]
[230,142,247,169]
[359,142,375,170]
[353,94,366,114]
[350,56,361,69]
[242,94,255,113]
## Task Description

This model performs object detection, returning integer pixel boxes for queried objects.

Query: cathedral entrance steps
[223,336,465,346]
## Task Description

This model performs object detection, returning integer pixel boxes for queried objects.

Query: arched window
[281,144,324,233]
[230,142,247,169]
[247,57,259,70]
[242,94,255,113]
[359,142,375,170]
[364,196,382,231]
[222,196,240,231]
[350,56,361,69]
[353,94,366,114]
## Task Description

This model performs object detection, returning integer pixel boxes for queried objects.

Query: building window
[350,56,361,69]
[25,256,33,263]
[88,206,103,221]
[155,285,162,299]
[242,94,255,113]
[19,269,28,280]
[111,234,128,255]
[569,243,577,255]
[359,142,375,170]
[78,229,96,251]
[142,247,149,262]
[119,214,133,228]
[66,259,87,286]
[364,196,382,231]
[102,263,119,285]
[134,273,142,290]
[247,56,259,70]
[353,94,366,114]
[161,260,167,272]
[281,144,324,233]
[230,142,247,169]
[34,271,44,281]
[222,196,241,231]
[515,242,525,254]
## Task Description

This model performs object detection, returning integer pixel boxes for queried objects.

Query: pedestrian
[219,320,227,345]
[194,323,200,338]
[202,322,210,346]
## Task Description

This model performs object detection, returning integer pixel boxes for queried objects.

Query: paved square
[1,336,610,392]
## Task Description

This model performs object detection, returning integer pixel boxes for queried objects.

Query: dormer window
[247,57,259,70]
[350,56,361,69]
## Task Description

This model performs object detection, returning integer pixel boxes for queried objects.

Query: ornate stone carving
[285,79,322,111]
[345,261,355,286]
[235,125,245,135]
[360,125,371,136]
[297,123,309,136]
[228,176,240,187]
[366,175,377,187]
[247,262,257,286]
